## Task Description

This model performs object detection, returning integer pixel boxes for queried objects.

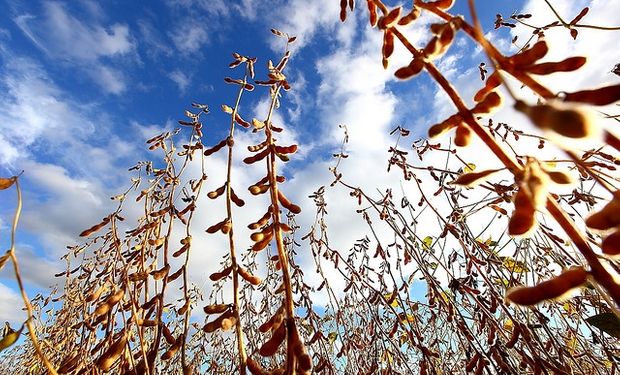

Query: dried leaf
[586,312,620,338]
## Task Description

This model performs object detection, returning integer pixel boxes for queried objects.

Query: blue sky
[0,0,618,324]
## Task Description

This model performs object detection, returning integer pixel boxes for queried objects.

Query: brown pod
[451,168,501,187]
[427,0,455,10]
[79,217,110,237]
[251,224,273,242]
[230,188,245,207]
[505,325,520,348]
[382,29,395,68]
[510,40,548,66]
[249,210,272,230]
[563,83,620,106]
[454,125,471,147]
[508,188,536,236]
[545,170,573,185]
[238,266,262,285]
[394,58,424,80]
[207,185,226,199]
[259,321,287,357]
[248,140,268,152]
[95,331,127,371]
[249,184,270,195]
[246,357,267,375]
[259,308,283,333]
[474,71,502,102]
[514,100,594,139]
[251,232,274,252]
[472,91,502,114]
[167,266,185,282]
[506,266,588,305]
[244,147,271,164]
[527,56,586,75]
[209,265,232,282]
[274,144,298,154]
[423,37,440,59]
[602,229,620,257]
[151,264,170,280]
[278,190,302,214]
[206,218,228,234]
[161,324,176,345]
[465,352,481,373]
[203,311,234,333]
[161,341,180,361]
[204,304,229,315]
[85,283,107,303]
[398,7,420,25]
[204,139,227,156]
[377,7,402,29]
[172,243,190,258]
[585,197,620,230]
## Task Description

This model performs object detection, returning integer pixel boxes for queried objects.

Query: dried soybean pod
[394,58,424,80]
[209,265,233,282]
[505,266,588,305]
[161,323,176,345]
[167,266,185,282]
[277,190,301,214]
[204,304,229,315]
[398,7,420,25]
[252,231,274,252]
[230,188,245,207]
[454,125,472,147]
[95,331,127,371]
[85,283,107,303]
[204,138,227,156]
[79,217,110,237]
[585,195,620,230]
[259,321,287,357]
[505,325,521,348]
[563,84,620,106]
[274,144,298,154]
[451,168,502,187]
[510,39,548,66]
[247,357,267,375]
[527,56,586,75]
[602,230,620,257]
[474,71,502,102]
[207,184,226,199]
[238,266,262,285]
[377,7,402,30]
[206,218,228,234]
[382,29,395,68]
[466,352,481,373]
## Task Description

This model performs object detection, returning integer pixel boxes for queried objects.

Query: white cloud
[169,70,192,93]
[0,282,26,326]
[13,1,134,94]
[169,21,210,53]
[0,56,92,167]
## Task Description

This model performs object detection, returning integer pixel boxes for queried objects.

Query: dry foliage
[1,1,620,374]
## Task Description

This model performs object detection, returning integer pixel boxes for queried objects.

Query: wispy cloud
[168,69,192,93]
[13,1,134,94]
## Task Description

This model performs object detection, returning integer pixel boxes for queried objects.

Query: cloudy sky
[0,0,618,324]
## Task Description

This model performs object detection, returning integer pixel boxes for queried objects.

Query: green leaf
[586,312,620,339]
[463,163,476,173]
[0,323,23,352]
[327,332,338,344]
[422,236,433,250]
[501,257,530,273]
